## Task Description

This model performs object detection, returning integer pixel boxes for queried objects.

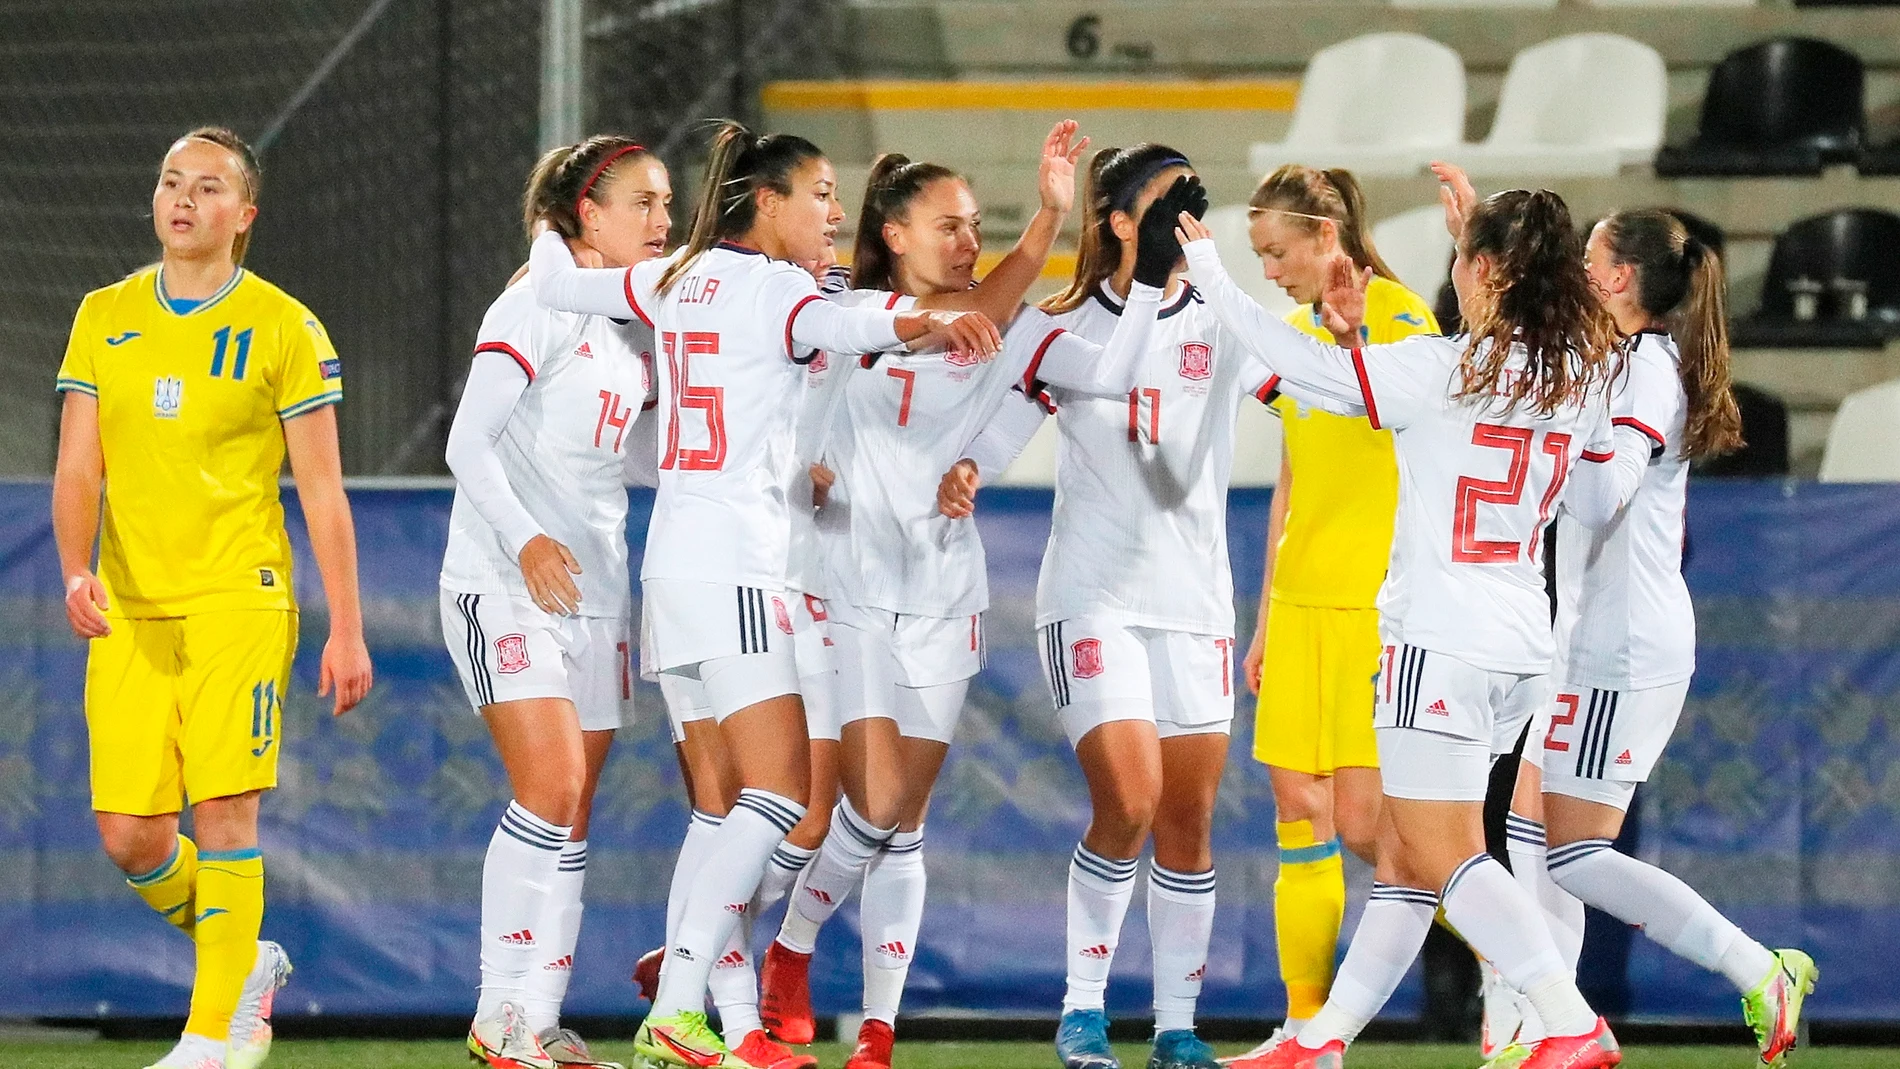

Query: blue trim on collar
[155,265,244,317]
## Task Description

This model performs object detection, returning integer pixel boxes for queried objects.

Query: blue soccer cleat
[1057,1009,1121,1069]
[1148,1029,1221,1069]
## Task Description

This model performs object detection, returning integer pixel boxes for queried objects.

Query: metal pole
[540,0,585,151]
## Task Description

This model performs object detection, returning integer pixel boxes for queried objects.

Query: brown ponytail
[522,134,653,243]
[1600,209,1744,459]
[1457,189,1618,417]
[658,119,826,294]
[1248,164,1397,282]
[1041,143,1191,314]
[173,126,262,264]
[852,153,963,293]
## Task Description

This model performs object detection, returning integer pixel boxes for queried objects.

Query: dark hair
[658,119,826,294]
[522,135,655,243]
[1456,189,1618,417]
[1041,143,1191,314]
[172,126,262,263]
[1599,209,1744,460]
[851,153,964,292]
[1249,164,1397,282]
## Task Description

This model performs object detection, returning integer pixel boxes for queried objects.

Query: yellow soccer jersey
[1269,275,1437,608]
[56,265,343,618]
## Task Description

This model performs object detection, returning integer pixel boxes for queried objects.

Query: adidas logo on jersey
[715,950,748,970]
[543,954,573,971]
[724,901,748,915]
[875,941,909,960]
[1427,699,1449,716]
[500,929,535,946]
[1079,944,1112,960]
[807,887,833,905]
[1186,964,1205,982]
[1615,749,1634,765]
[575,341,594,358]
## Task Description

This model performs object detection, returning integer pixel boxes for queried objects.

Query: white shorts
[1373,643,1547,802]
[1038,618,1235,747]
[1524,679,1691,811]
[439,589,631,732]
[654,590,838,742]
[831,601,982,744]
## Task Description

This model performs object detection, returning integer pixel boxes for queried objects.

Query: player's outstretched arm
[51,391,111,639]
[284,406,373,715]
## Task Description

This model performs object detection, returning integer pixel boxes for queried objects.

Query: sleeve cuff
[279,390,343,418]
[56,378,97,397]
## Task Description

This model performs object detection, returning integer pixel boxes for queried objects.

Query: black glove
[1133,174,1206,288]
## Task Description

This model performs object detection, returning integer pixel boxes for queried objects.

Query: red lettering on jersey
[678,276,721,305]
[803,594,828,622]
[1072,637,1105,679]
[1545,693,1580,752]
[772,597,794,635]
[495,634,531,674]
[1179,342,1212,381]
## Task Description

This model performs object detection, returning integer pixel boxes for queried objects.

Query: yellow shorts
[85,610,297,815]
[1253,599,1381,774]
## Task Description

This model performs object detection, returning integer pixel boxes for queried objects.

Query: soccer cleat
[1479,1043,1533,1069]
[144,1033,227,1069]
[539,1027,626,1069]
[1520,1018,1620,1069]
[1149,1028,1221,1069]
[1742,948,1819,1066]
[1223,1035,1343,1069]
[1480,963,1524,1060]
[634,1009,731,1069]
[227,940,293,1069]
[757,941,815,1045]
[842,1018,895,1069]
[468,1001,555,1069]
[730,1030,817,1069]
[1056,1008,1120,1069]
[632,947,664,1002]
[1216,1028,1286,1067]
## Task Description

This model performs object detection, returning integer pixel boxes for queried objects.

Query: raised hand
[1038,119,1091,215]
[1430,160,1478,241]
[1317,256,1372,346]
[1134,175,1206,288]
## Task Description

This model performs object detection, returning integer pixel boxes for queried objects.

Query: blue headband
[1110,155,1190,213]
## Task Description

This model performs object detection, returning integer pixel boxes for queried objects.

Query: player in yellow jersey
[50,127,374,1069]
[1226,166,1438,1060]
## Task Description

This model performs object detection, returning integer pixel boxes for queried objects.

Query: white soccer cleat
[1217,1028,1288,1066]
[144,1032,227,1069]
[539,1026,626,1069]
[468,1000,555,1069]
[227,940,293,1069]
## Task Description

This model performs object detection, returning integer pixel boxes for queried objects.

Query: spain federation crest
[1178,342,1212,381]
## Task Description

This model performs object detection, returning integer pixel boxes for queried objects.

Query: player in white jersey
[442,137,667,1069]
[528,120,1000,1069]
[1486,208,1816,1069]
[757,132,1185,1069]
[1178,171,1629,1069]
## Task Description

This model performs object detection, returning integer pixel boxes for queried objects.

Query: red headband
[575,145,646,216]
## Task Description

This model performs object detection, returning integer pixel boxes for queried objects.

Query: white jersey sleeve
[444,352,541,558]
[528,229,666,326]
[1013,284,1160,399]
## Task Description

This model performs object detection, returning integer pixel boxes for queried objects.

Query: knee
[1089,791,1158,852]
[96,821,172,877]
[519,770,585,828]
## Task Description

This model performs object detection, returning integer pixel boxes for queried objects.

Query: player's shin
[1064,844,1138,1014]
[708,919,762,1047]
[1272,822,1344,1025]
[777,797,891,954]
[479,802,571,1019]
[127,834,200,936]
[522,838,588,1034]
[1439,854,1597,1039]
[860,828,927,1025]
[1148,864,1216,1035]
[1298,883,1435,1048]
[183,848,264,1042]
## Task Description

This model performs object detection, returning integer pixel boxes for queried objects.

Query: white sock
[709,917,762,1046]
[521,838,587,1033]
[1148,864,1215,1034]
[777,797,892,955]
[1548,837,1776,992]
[1504,814,1575,1045]
[1063,844,1137,1015]
[861,827,927,1025]
[477,801,572,1018]
[668,811,724,949]
[757,840,817,917]
[1440,854,1596,1038]
[1282,1018,1308,1034]
[1298,883,1436,1047]
[651,788,805,1019]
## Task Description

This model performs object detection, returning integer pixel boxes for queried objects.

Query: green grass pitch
[21,1040,1899,1069]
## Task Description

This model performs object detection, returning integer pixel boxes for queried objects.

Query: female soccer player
[1178,171,1626,1069]
[52,127,374,1069]
[1232,166,1438,1050]
[442,135,670,1069]
[758,132,1179,1069]
[530,120,1000,1069]
[1489,207,1816,1068]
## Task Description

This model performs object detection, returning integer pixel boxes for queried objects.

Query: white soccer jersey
[441,280,655,619]
[1556,330,1696,690]
[1034,282,1279,635]
[1183,237,1613,673]
[633,244,905,590]
[787,273,878,596]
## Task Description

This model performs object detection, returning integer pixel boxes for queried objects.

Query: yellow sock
[1274,820,1346,1021]
[184,849,263,1041]
[127,835,199,936]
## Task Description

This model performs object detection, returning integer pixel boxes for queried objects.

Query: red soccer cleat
[1225,1034,1344,1069]
[758,941,815,1045]
[843,1018,895,1069]
[1521,1018,1621,1069]
[631,946,664,1002]
[731,1029,818,1069]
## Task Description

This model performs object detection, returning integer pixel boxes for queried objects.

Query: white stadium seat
[1452,33,1667,178]
[1249,32,1466,178]
[1820,378,1900,482]
[1370,205,1454,309]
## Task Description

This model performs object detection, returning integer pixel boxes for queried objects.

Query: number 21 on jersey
[1452,423,1570,563]
[660,330,727,470]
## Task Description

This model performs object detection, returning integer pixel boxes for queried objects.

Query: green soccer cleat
[1478,1042,1532,1069]
[1742,948,1819,1066]
[634,1009,732,1069]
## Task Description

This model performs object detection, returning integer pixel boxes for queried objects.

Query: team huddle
[54,118,1818,1069]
